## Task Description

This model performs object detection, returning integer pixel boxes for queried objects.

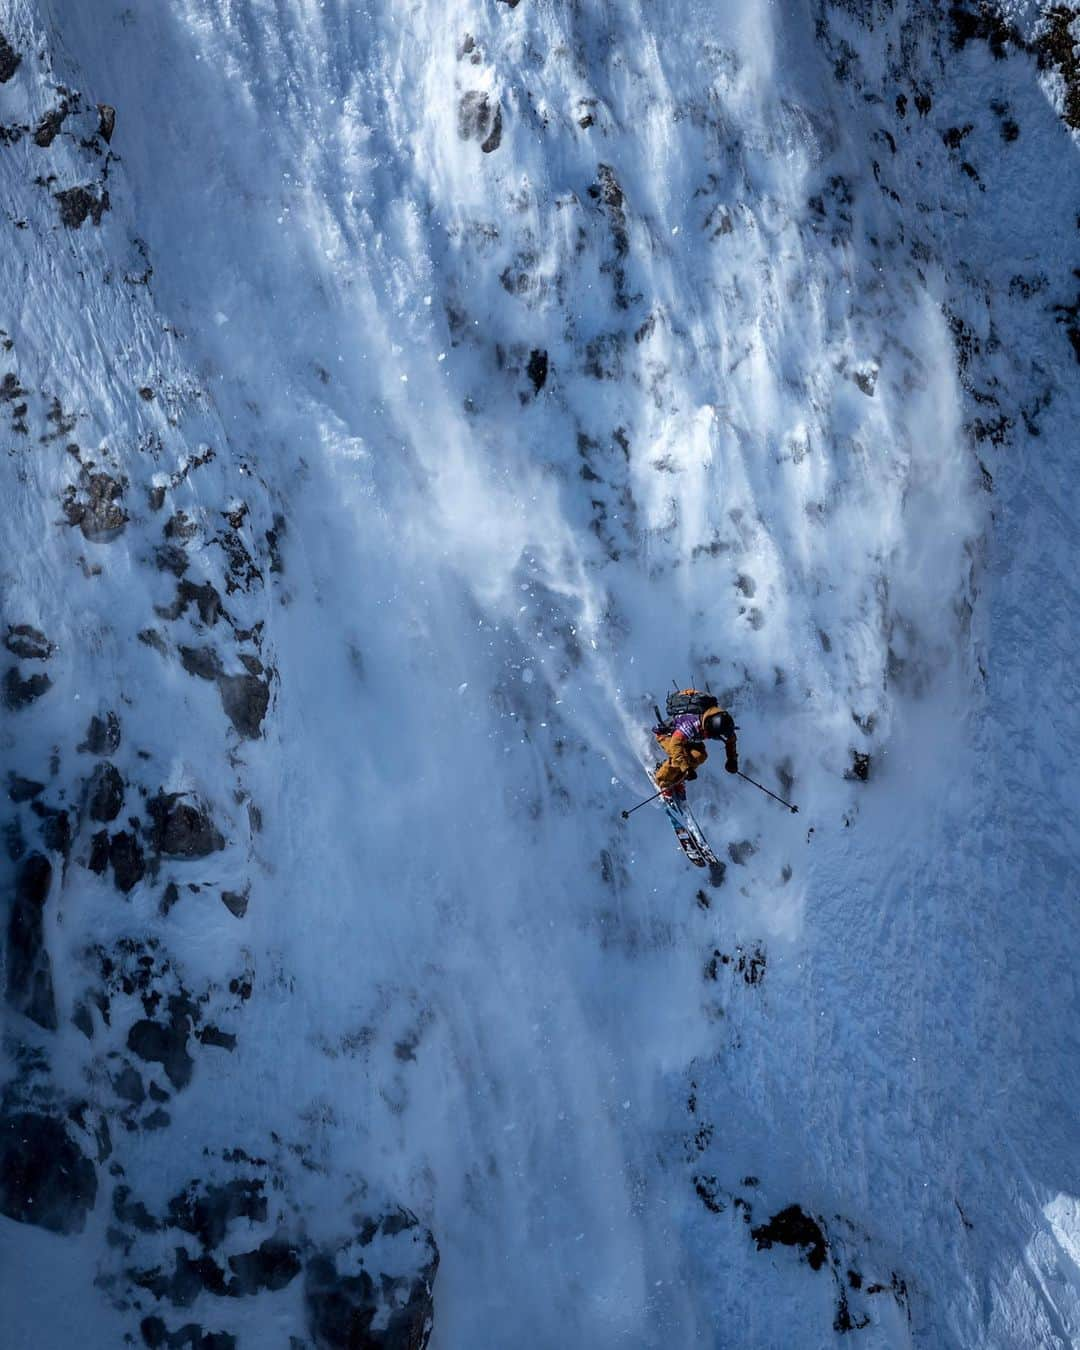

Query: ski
[649,773,721,868]
[662,798,708,867]
[669,797,721,867]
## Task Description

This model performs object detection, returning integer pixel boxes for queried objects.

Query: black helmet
[704,710,735,740]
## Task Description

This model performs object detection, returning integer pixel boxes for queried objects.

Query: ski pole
[621,788,666,819]
[737,770,798,814]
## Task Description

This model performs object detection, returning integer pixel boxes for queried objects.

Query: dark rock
[8,774,44,802]
[197,1025,236,1051]
[4,819,25,861]
[305,1211,439,1350]
[62,471,127,540]
[751,1205,829,1271]
[6,852,56,1029]
[0,1111,98,1233]
[168,1178,267,1249]
[139,628,169,654]
[228,1235,302,1295]
[164,511,198,541]
[266,514,286,574]
[160,881,181,916]
[156,544,190,577]
[727,839,756,865]
[143,1107,171,1130]
[33,803,71,858]
[180,645,223,681]
[140,1315,236,1349]
[480,103,503,153]
[97,104,116,142]
[88,828,110,874]
[113,1064,146,1105]
[114,1183,161,1232]
[1035,5,1080,131]
[0,31,20,83]
[526,349,548,393]
[3,666,52,709]
[128,1001,194,1091]
[34,105,67,147]
[590,163,629,257]
[845,751,871,782]
[149,1082,169,1103]
[54,185,110,229]
[72,1002,94,1038]
[149,485,167,511]
[221,889,248,919]
[79,711,121,754]
[148,793,225,858]
[156,579,224,626]
[135,1246,229,1306]
[458,90,488,139]
[110,831,146,893]
[88,761,124,822]
[218,672,269,739]
[5,624,54,659]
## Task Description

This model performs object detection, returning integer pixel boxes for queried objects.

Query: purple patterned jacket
[669,711,707,742]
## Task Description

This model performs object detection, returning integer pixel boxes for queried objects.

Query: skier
[653,689,738,801]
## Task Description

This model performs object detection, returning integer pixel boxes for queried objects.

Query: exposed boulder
[180,645,224,681]
[8,774,44,802]
[32,802,71,859]
[148,793,225,858]
[526,348,548,393]
[0,1111,98,1233]
[79,710,121,754]
[88,761,124,822]
[4,624,54,660]
[227,1235,301,1295]
[110,830,146,893]
[6,851,56,1029]
[221,888,249,919]
[139,1316,235,1349]
[61,471,127,540]
[0,31,20,83]
[97,103,116,143]
[2,666,52,709]
[34,104,68,147]
[458,90,502,153]
[54,185,111,229]
[155,544,190,577]
[167,1177,267,1249]
[218,672,269,739]
[305,1210,439,1350]
[751,1205,829,1271]
[127,995,196,1090]
[156,579,225,627]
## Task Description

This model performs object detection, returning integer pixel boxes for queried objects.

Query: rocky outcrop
[304,1212,439,1350]
[0,1111,98,1233]
[147,793,225,858]
[61,470,127,539]
[6,852,56,1029]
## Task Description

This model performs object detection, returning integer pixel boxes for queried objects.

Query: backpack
[664,688,715,720]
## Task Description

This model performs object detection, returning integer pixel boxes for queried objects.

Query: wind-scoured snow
[2,0,1079,1346]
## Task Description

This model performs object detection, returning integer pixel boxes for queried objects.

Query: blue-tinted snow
[2,0,1080,1345]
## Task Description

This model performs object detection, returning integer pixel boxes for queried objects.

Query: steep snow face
[2,0,1079,1346]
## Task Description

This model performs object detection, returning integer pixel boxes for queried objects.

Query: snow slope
[2,0,1079,1345]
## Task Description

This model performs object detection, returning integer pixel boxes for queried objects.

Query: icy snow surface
[2,0,1080,1345]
